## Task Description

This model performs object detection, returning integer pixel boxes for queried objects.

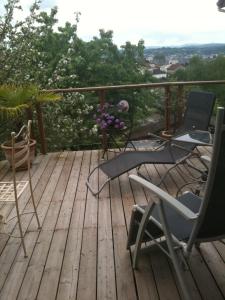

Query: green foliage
[0,0,160,152]
[42,93,96,150]
[174,55,225,107]
[0,84,60,120]
[153,53,166,65]
[0,84,30,119]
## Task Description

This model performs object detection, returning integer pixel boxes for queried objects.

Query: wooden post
[36,103,47,154]
[98,90,107,157]
[165,86,171,132]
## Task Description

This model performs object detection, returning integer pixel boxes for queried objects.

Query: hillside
[144,43,225,57]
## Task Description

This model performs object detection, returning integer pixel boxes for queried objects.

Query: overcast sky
[1,0,225,47]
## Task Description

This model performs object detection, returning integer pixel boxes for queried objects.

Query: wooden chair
[0,120,41,257]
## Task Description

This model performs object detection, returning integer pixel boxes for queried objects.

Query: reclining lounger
[86,91,216,196]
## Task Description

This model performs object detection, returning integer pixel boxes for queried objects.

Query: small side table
[172,130,213,146]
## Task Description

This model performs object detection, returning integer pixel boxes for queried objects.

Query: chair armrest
[129,174,198,220]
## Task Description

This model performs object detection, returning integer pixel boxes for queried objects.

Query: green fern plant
[0,84,61,120]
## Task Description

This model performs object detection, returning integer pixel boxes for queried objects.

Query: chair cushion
[151,192,202,240]
[127,192,202,247]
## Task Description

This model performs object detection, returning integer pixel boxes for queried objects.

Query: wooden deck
[0,147,225,300]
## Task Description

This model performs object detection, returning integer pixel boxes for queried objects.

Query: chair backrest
[189,107,225,243]
[182,91,216,131]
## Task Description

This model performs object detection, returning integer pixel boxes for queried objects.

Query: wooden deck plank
[55,151,83,231]
[15,152,70,300]
[199,243,225,297]
[0,153,57,292]
[56,151,86,300]
[0,147,224,300]
[110,170,137,300]
[0,152,66,299]
[76,150,98,300]
[0,154,50,236]
[188,248,224,300]
[35,152,76,300]
[97,151,117,300]
[151,249,181,300]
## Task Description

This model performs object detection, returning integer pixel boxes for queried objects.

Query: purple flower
[104,103,109,109]
[94,101,126,131]
[100,121,108,129]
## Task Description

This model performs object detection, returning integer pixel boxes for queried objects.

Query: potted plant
[0,84,60,168]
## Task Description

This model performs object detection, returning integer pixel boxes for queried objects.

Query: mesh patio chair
[86,91,216,196]
[126,107,225,300]
[125,90,216,150]
[0,120,41,257]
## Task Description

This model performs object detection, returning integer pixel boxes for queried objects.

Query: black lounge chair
[86,91,216,196]
[126,106,225,300]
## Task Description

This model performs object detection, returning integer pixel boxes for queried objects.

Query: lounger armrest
[201,155,211,164]
[146,132,168,142]
[129,174,198,220]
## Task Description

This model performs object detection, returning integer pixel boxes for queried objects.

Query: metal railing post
[98,90,107,156]
[165,86,171,132]
[176,85,184,130]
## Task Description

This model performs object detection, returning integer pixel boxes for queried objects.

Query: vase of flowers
[94,100,129,131]
[93,100,129,153]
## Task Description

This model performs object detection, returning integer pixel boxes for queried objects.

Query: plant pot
[161,130,173,139]
[1,139,36,170]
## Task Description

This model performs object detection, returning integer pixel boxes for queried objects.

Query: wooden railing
[36,80,225,154]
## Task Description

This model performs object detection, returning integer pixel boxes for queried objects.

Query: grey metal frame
[127,107,225,300]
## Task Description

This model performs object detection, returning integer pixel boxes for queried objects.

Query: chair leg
[29,179,41,229]
[195,242,201,250]
[132,203,154,269]
[158,203,191,300]
[127,206,137,250]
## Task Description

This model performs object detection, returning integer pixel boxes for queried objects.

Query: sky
[1,0,225,47]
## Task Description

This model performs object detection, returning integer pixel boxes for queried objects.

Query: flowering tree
[0,0,160,151]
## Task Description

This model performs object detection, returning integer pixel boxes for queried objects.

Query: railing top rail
[46,80,225,93]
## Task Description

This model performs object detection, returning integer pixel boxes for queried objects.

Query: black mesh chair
[86,91,216,196]
[127,107,225,300]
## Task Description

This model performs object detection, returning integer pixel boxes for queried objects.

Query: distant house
[166,63,185,74]
[152,68,167,79]
[147,63,160,73]
[168,59,179,65]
